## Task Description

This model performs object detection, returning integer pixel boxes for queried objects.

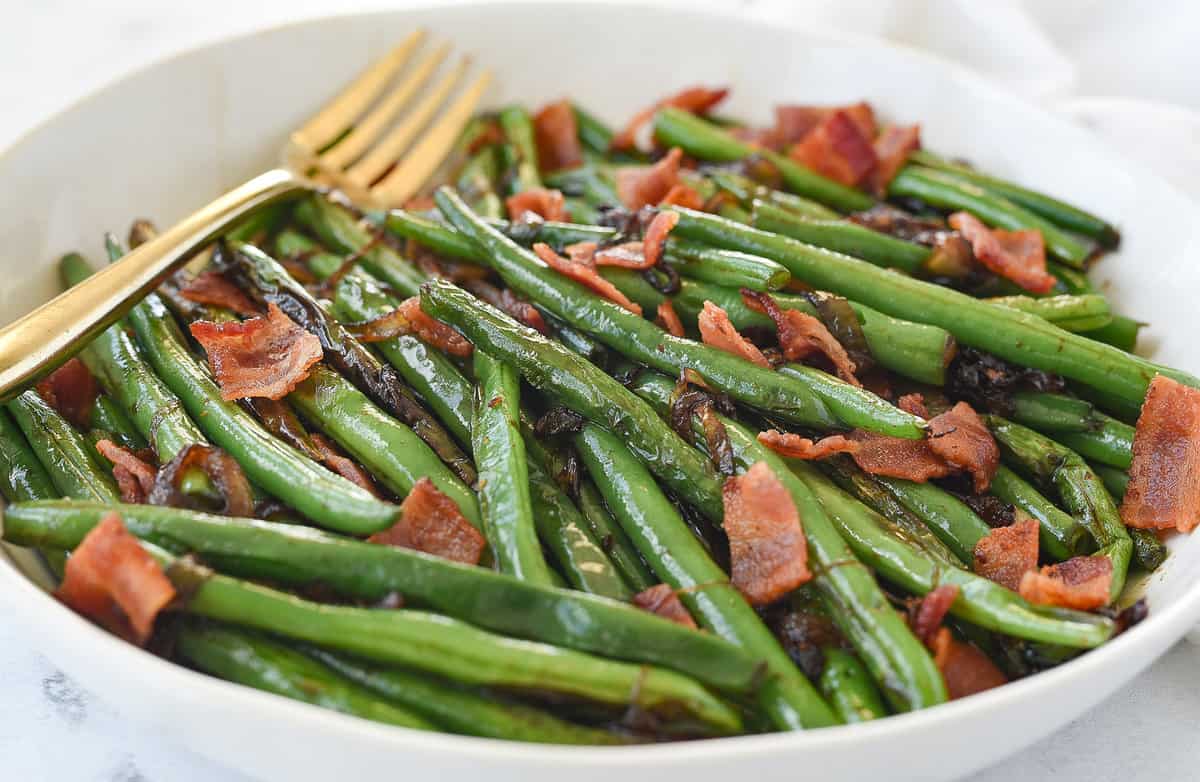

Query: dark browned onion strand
[148,443,255,517]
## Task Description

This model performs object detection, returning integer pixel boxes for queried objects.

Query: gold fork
[0,30,491,400]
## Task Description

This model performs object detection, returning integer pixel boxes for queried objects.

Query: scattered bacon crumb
[756,428,954,483]
[1020,556,1113,610]
[867,124,921,196]
[593,242,652,270]
[742,290,859,386]
[505,188,569,222]
[910,584,960,646]
[927,402,999,492]
[722,461,811,605]
[789,110,878,187]
[179,271,261,317]
[532,243,643,315]
[774,102,877,148]
[309,433,380,497]
[610,85,729,150]
[189,303,323,401]
[929,627,1007,700]
[95,440,157,504]
[973,516,1040,591]
[369,477,486,565]
[1120,375,1200,534]
[643,210,679,269]
[35,357,98,430]
[655,301,685,337]
[395,298,473,357]
[564,241,597,266]
[616,147,685,210]
[949,212,1057,294]
[661,183,705,210]
[632,584,698,628]
[533,99,583,173]
[698,301,771,368]
[756,430,858,460]
[897,393,930,419]
[55,513,176,645]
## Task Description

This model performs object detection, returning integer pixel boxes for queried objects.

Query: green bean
[751,200,929,274]
[1082,315,1142,353]
[456,145,504,219]
[176,622,435,731]
[7,392,118,502]
[288,365,481,528]
[888,166,1092,267]
[988,465,1088,562]
[435,188,925,439]
[1055,416,1134,471]
[574,423,840,730]
[664,238,791,291]
[1091,462,1127,501]
[708,171,839,220]
[4,501,763,694]
[472,351,555,584]
[498,106,542,193]
[307,649,627,744]
[652,108,873,212]
[127,292,398,534]
[820,649,889,723]
[0,408,58,502]
[987,294,1112,333]
[87,396,146,450]
[1010,391,1100,433]
[985,416,1131,601]
[666,206,1199,406]
[908,150,1119,247]
[1130,528,1168,572]
[544,165,621,208]
[628,373,947,712]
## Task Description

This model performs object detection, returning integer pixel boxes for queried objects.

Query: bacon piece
[369,477,486,565]
[532,243,642,315]
[757,430,858,460]
[661,183,705,210]
[789,110,878,188]
[533,99,583,173]
[632,584,698,629]
[395,298,473,357]
[179,271,261,317]
[722,461,811,605]
[95,440,157,504]
[774,102,877,147]
[867,124,921,195]
[611,86,729,150]
[1020,556,1113,610]
[643,210,679,269]
[309,433,380,497]
[1120,375,1200,534]
[949,212,1057,294]
[927,402,998,492]
[593,242,651,270]
[189,303,323,401]
[616,147,684,210]
[910,584,960,645]
[655,301,685,337]
[846,431,956,483]
[564,241,597,266]
[973,516,1040,591]
[929,627,1007,700]
[55,513,176,645]
[35,357,98,429]
[897,392,930,419]
[743,290,860,385]
[698,301,770,368]
[505,188,568,222]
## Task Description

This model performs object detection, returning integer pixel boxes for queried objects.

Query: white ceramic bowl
[2,3,1199,781]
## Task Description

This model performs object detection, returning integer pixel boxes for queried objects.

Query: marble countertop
[2,2,1197,780]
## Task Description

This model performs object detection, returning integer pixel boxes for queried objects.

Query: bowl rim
[2,0,1199,766]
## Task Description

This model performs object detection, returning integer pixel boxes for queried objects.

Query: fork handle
[0,168,305,401]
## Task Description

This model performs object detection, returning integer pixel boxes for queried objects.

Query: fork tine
[317,42,451,172]
[342,56,471,191]
[291,30,425,152]
[370,68,493,207]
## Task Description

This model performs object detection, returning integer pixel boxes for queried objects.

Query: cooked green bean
[820,648,889,724]
[0,407,58,503]
[988,465,1088,562]
[751,200,929,274]
[664,238,791,291]
[987,295,1112,333]
[708,171,839,220]
[7,391,118,502]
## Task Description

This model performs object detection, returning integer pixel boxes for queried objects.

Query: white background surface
[1,1,1197,780]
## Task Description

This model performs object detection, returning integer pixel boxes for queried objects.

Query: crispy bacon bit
[35,358,98,429]
[1020,556,1113,610]
[789,110,878,188]
[395,298,473,357]
[189,303,323,401]
[973,516,1040,591]
[369,477,485,565]
[661,183,705,210]
[655,301,685,337]
[743,290,859,386]
[505,188,568,222]
[593,242,651,269]
[632,584,698,628]
[949,212,1057,294]
[55,513,176,645]
[756,430,858,460]
[179,271,261,317]
[1120,375,1200,534]
[927,402,998,492]
[867,124,921,196]
[533,100,583,173]
[309,433,380,497]
[722,461,811,605]
[564,241,597,266]
[464,280,548,333]
[757,427,953,483]
[897,393,930,419]
[698,300,770,368]
[95,440,156,504]
[616,147,684,210]
[929,627,1007,700]
[532,242,643,315]
[611,85,729,150]
[643,210,679,269]
[911,584,960,645]
[774,102,877,147]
